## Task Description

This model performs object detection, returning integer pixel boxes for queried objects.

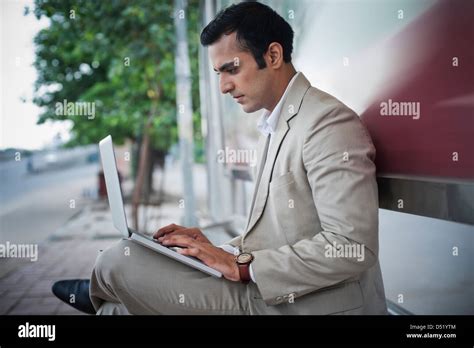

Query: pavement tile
[10,306,52,315]
[0,271,25,284]
[12,264,37,274]
[54,302,87,315]
[11,271,43,284]
[9,300,61,315]
[2,288,29,299]
[41,296,63,307]
[26,279,56,297]
[0,297,20,314]
[0,283,33,294]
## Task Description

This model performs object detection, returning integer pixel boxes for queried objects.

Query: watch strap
[238,263,251,284]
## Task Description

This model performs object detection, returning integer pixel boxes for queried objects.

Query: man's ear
[266,42,284,69]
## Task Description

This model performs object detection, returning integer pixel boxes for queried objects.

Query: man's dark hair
[200,2,294,69]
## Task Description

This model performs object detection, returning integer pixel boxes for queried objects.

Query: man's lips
[233,95,244,102]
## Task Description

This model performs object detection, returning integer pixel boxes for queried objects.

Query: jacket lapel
[244,134,269,231]
[243,73,312,238]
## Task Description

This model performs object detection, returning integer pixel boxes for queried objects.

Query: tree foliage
[31,0,202,154]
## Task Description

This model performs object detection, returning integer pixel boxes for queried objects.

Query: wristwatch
[236,252,254,284]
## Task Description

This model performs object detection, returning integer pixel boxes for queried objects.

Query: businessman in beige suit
[53,2,387,315]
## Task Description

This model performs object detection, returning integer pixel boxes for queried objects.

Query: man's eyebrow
[213,61,237,72]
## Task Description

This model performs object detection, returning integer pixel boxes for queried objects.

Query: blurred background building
[199,0,473,315]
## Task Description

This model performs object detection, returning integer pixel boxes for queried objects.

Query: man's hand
[158,232,240,282]
[153,223,212,245]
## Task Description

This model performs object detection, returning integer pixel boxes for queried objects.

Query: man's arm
[218,244,256,282]
[251,105,379,305]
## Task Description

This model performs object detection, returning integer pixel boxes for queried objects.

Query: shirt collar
[257,72,300,137]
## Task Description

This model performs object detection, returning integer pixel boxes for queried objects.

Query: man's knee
[90,239,133,308]
[94,239,131,280]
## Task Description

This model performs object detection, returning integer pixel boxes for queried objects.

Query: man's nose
[219,75,233,95]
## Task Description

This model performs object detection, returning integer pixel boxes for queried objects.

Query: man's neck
[266,66,297,112]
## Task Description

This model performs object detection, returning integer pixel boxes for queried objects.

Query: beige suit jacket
[226,73,387,315]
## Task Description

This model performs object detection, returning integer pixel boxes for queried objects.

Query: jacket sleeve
[223,235,242,249]
[250,105,380,306]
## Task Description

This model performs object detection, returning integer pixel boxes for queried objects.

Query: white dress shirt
[218,72,300,282]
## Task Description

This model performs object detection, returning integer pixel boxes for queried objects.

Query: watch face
[237,253,253,264]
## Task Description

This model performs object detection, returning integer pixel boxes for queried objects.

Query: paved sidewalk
[0,162,237,315]
[0,239,114,315]
[0,197,126,315]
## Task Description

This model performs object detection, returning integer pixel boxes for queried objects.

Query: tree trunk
[131,102,157,230]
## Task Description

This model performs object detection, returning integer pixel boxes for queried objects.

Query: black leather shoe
[52,279,96,314]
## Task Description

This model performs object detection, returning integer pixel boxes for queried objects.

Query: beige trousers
[89,238,250,315]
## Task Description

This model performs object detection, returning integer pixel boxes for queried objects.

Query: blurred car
[26,146,98,173]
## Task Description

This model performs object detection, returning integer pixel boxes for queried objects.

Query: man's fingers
[177,228,202,239]
[161,235,195,248]
[156,230,188,242]
[153,223,185,238]
[177,246,212,265]
[156,228,203,242]
[177,247,200,257]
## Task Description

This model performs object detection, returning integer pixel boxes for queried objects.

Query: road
[0,158,99,245]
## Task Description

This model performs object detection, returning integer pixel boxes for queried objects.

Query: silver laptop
[98,135,222,278]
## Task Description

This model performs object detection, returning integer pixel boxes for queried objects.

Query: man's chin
[241,103,262,114]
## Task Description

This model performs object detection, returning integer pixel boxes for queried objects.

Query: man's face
[209,32,273,113]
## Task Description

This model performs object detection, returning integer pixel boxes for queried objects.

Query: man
[53,2,387,315]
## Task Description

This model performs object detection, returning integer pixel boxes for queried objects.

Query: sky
[1,0,72,150]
